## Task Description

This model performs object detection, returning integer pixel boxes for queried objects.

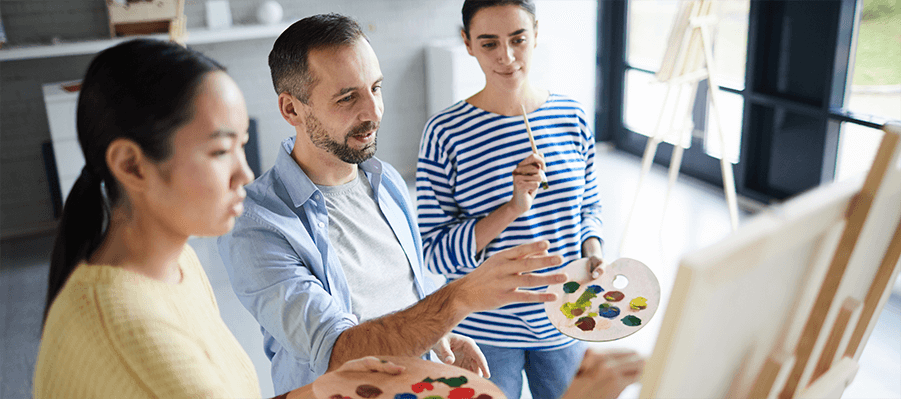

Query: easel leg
[699,22,739,230]
[663,81,699,217]
[620,83,675,254]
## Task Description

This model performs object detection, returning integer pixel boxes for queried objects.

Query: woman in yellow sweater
[34,38,643,399]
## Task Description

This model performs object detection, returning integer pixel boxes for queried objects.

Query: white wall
[532,0,598,129]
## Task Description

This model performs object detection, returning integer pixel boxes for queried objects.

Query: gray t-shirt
[316,171,419,322]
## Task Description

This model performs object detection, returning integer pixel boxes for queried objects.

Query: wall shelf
[0,23,291,62]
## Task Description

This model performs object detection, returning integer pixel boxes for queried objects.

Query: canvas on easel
[639,122,901,398]
[621,0,740,254]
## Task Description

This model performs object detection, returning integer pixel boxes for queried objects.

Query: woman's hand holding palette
[544,257,660,342]
[313,355,506,399]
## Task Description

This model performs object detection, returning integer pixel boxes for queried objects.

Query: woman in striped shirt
[416,1,606,398]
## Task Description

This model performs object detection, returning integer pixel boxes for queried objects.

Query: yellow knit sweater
[34,245,261,399]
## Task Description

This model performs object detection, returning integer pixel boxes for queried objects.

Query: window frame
[597,0,884,203]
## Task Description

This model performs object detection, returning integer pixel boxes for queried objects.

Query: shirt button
[318,222,325,228]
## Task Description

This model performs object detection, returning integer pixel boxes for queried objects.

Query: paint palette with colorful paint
[312,355,506,399]
[544,257,660,341]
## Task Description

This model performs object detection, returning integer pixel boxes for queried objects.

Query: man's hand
[509,153,546,215]
[561,349,645,399]
[431,333,490,377]
[450,240,565,316]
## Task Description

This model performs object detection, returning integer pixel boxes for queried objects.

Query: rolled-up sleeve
[217,211,356,380]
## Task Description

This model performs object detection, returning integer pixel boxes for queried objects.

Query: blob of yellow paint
[630,297,648,310]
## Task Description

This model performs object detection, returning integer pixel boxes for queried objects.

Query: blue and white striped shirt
[416,94,603,349]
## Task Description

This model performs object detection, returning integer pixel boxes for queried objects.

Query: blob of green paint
[436,376,468,388]
[622,315,642,326]
[562,281,580,294]
[422,396,443,399]
[576,289,598,303]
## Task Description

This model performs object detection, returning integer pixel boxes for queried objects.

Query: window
[837,0,901,181]
[623,0,749,165]
[599,0,898,203]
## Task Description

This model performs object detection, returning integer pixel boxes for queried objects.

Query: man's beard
[305,111,378,164]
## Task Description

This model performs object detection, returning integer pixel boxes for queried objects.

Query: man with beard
[217,14,572,396]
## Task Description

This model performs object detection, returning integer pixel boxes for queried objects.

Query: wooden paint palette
[544,258,660,342]
[313,355,506,399]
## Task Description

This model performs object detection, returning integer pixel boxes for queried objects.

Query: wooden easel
[621,0,739,253]
[744,123,901,399]
[769,122,901,399]
[640,122,901,398]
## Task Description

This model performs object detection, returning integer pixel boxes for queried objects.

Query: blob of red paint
[603,291,625,302]
[412,381,434,393]
[575,317,596,331]
[449,387,476,399]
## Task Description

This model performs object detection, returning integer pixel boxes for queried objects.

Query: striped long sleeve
[416,95,603,348]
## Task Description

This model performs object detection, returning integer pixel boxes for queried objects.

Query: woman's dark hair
[269,13,366,104]
[43,39,225,326]
[461,0,537,39]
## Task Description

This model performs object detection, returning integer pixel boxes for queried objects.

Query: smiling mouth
[351,130,376,141]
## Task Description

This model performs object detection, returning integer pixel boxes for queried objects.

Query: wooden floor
[1,146,898,399]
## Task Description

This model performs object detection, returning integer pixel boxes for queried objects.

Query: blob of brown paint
[571,307,584,317]
[575,317,596,331]
[603,291,625,302]
[355,384,383,398]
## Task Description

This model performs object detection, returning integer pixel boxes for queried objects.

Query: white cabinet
[42,81,84,203]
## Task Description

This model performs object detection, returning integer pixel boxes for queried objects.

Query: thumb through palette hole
[613,274,629,289]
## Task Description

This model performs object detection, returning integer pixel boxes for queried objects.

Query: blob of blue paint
[562,281,580,294]
[598,303,621,318]
[395,394,417,399]
[586,285,604,294]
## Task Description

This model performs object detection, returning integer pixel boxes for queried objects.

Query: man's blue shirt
[218,137,436,395]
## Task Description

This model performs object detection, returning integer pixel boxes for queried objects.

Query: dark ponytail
[43,39,225,326]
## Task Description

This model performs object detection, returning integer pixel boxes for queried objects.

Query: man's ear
[461,29,474,56]
[106,138,149,193]
[278,92,305,127]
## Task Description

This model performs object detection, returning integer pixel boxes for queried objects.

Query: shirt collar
[276,136,384,208]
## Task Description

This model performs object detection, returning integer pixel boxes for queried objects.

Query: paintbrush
[521,104,550,190]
